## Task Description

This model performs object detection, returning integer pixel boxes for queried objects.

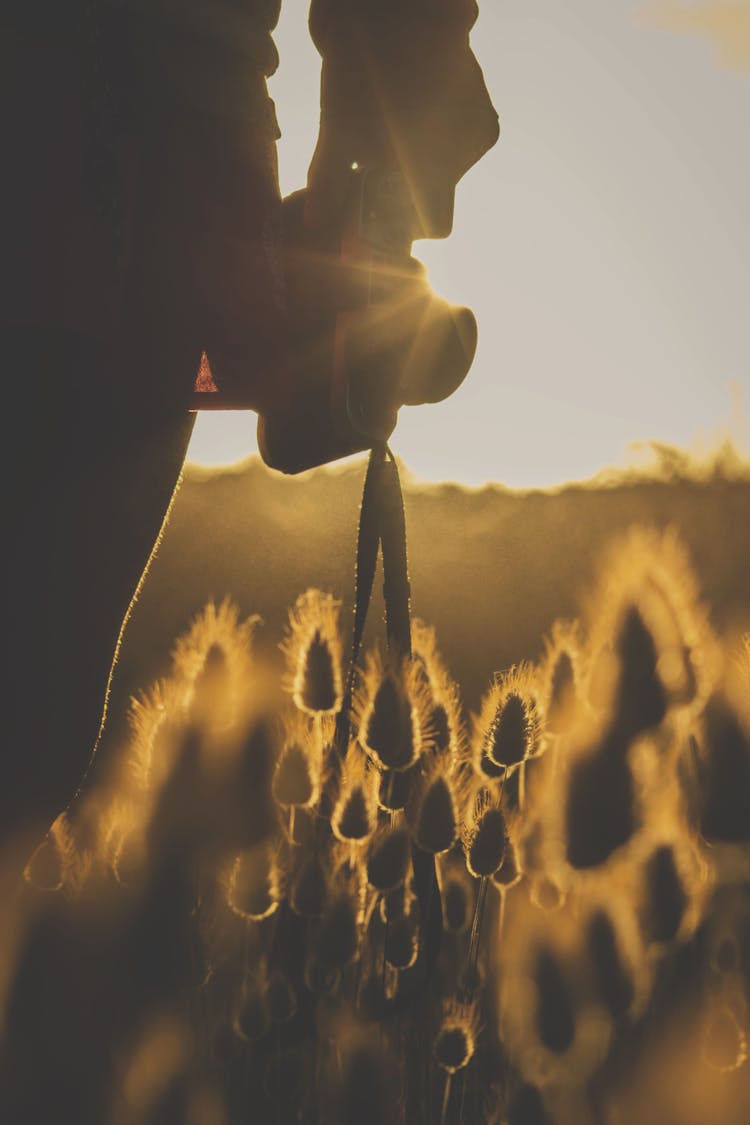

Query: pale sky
[187,0,750,488]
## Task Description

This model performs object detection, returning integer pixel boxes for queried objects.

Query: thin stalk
[464,876,489,997]
[439,1072,453,1125]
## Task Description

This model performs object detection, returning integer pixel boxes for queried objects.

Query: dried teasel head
[282,589,343,716]
[377,765,416,813]
[433,999,481,1074]
[584,529,719,732]
[385,908,420,970]
[355,650,427,773]
[702,1001,749,1073]
[272,718,321,811]
[226,842,282,922]
[331,744,378,846]
[411,620,465,762]
[538,620,583,735]
[463,784,507,878]
[473,665,542,779]
[171,600,260,730]
[411,760,459,856]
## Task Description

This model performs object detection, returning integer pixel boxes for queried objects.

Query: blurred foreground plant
[2,534,750,1125]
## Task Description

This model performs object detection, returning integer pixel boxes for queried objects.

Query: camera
[192,165,476,475]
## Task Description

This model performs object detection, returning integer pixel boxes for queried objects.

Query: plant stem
[465,876,489,997]
[440,1072,453,1125]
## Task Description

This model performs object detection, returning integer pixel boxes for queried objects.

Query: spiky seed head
[190,641,235,729]
[473,666,541,778]
[227,846,280,921]
[196,641,227,686]
[465,791,506,878]
[235,981,271,1043]
[363,669,420,772]
[378,766,414,812]
[317,893,359,969]
[547,650,576,734]
[410,621,462,751]
[488,693,531,769]
[171,600,260,731]
[332,746,377,844]
[300,630,339,713]
[333,785,374,843]
[24,813,81,893]
[290,852,328,918]
[538,620,582,735]
[283,590,343,716]
[615,605,668,736]
[265,970,297,1023]
[430,703,452,755]
[585,529,719,724]
[384,912,419,970]
[414,773,457,855]
[531,876,564,912]
[273,740,316,808]
[366,826,411,892]
[434,1001,480,1074]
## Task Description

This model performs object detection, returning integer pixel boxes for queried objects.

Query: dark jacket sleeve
[308,0,498,185]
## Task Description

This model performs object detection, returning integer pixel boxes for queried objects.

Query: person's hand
[306,4,499,239]
[255,184,477,474]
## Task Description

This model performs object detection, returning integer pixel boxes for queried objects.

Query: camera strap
[334,443,412,756]
[332,443,443,993]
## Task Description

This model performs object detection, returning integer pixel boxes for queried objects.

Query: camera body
[190,163,478,475]
[191,166,415,475]
[258,165,415,474]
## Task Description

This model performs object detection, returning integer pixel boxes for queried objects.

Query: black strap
[334,444,412,757]
[332,444,443,997]
[380,449,412,661]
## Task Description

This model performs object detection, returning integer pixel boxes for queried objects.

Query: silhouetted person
[3,2,498,854]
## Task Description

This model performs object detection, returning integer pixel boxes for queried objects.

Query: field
[1,449,749,1125]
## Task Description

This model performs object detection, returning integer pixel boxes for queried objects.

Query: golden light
[187,1,748,486]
